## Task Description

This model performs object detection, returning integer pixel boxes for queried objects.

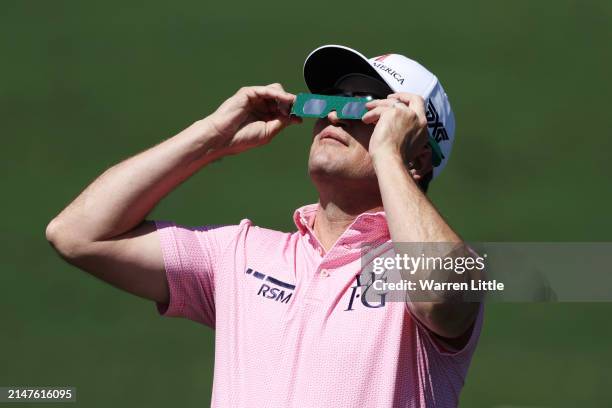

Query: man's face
[308,76,385,185]
[308,75,434,190]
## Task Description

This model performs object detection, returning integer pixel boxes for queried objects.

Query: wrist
[370,144,403,167]
[183,119,230,164]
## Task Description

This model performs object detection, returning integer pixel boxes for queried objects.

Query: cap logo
[426,100,449,143]
[371,61,404,85]
[374,54,392,62]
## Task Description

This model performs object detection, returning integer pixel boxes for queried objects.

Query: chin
[308,155,349,179]
[308,160,347,180]
[308,159,373,185]
[308,146,377,181]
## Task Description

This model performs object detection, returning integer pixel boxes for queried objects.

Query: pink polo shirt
[154,203,483,408]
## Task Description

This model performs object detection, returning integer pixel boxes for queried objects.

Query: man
[46,45,483,407]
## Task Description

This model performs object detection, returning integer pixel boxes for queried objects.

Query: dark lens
[341,101,366,118]
[303,98,328,115]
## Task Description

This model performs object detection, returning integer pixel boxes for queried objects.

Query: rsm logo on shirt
[245,268,294,304]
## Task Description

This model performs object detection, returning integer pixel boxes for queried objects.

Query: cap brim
[303,45,390,94]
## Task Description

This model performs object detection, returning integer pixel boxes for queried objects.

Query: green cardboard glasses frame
[291,93,443,167]
[291,92,371,119]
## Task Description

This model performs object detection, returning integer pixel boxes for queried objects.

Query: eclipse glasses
[291,93,443,167]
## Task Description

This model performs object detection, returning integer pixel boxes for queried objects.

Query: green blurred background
[2,0,611,406]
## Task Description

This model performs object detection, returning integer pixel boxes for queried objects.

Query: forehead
[334,74,393,97]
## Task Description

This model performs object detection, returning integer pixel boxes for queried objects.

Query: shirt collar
[292,204,318,234]
[292,203,389,236]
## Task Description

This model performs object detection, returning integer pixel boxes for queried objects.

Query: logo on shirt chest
[344,273,387,311]
[246,268,294,304]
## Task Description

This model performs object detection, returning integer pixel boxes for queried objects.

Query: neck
[313,182,383,251]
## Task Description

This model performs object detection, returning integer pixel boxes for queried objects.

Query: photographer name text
[372,279,504,292]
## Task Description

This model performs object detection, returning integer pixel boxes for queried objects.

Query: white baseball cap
[303,44,456,179]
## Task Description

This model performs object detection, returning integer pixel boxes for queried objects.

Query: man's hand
[362,93,431,178]
[206,83,302,157]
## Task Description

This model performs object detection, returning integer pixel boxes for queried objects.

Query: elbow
[45,217,87,261]
[412,301,480,339]
[45,217,61,248]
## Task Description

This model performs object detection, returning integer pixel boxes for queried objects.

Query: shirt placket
[296,210,390,306]
[298,217,332,304]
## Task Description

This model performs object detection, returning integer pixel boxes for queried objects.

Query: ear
[406,144,434,179]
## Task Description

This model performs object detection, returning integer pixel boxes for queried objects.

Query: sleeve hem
[153,220,187,318]
[406,302,485,357]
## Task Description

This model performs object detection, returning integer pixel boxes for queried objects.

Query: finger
[264,115,295,140]
[289,115,303,125]
[267,83,290,114]
[292,115,303,124]
[245,88,291,118]
[362,107,383,124]
[242,87,294,118]
[388,92,422,103]
[258,87,296,116]
[388,93,426,123]
[262,95,279,116]
[361,106,388,124]
[267,82,286,92]
[252,86,296,104]
[277,99,292,116]
[365,98,397,109]
[268,112,302,135]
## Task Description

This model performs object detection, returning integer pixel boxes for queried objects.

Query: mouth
[318,126,349,146]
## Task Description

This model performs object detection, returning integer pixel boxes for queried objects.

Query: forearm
[47,119,221,246]
[373,148,479,338]
[373,148,460,242]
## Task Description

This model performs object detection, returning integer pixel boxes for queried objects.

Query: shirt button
[318,247,325,256]
[320,269,330,277]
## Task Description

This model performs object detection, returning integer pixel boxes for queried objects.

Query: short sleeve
[408,245,486,357]
[409,302,485,358]
[153,220,243,327]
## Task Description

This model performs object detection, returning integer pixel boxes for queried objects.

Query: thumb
[264,116,301,140]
